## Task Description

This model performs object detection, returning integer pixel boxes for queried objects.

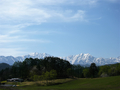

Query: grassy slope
[2,76,120,90]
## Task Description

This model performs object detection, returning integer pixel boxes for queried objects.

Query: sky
[0,0,120,58]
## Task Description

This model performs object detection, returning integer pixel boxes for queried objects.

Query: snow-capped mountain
[0,56,18,65]
[62,54,120,66]
[0,53,51,65]
[62,53,95,65]
[0,53,120,66]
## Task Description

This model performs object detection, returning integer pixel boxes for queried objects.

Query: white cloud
[0,29,52,56]
[2,0,118,28]
[48,10,87,22]
[0,34,20,43]
[0,0,51,28]
[0,48,28,56]
[0,30,51,43]
[0,0,91,29]
[71,10,87,22]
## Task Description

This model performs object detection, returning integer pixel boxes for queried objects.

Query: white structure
[7,78,23,82]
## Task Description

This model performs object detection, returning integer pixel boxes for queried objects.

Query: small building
[7,78,24,82]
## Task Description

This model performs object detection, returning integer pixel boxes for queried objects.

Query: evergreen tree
[89,63,98,78]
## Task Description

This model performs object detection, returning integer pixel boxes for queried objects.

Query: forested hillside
[0,63,11,71]
[0,57,120,81]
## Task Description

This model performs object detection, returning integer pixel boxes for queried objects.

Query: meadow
[1,76,120,90]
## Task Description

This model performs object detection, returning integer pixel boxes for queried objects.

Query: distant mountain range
[0,53,50,65]
[0,52,120,66]
[62,53,120,66]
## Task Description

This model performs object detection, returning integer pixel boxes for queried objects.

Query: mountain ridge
[0,63,11,71]
[0,53,120,66]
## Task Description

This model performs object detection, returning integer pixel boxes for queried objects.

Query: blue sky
[0,0,120,58]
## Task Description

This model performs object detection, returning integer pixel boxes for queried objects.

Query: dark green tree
[89,63,98,78]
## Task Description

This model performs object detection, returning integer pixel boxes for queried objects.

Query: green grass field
[1,76,120,90]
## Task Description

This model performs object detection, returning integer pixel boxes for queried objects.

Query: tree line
[0,57,120,81]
